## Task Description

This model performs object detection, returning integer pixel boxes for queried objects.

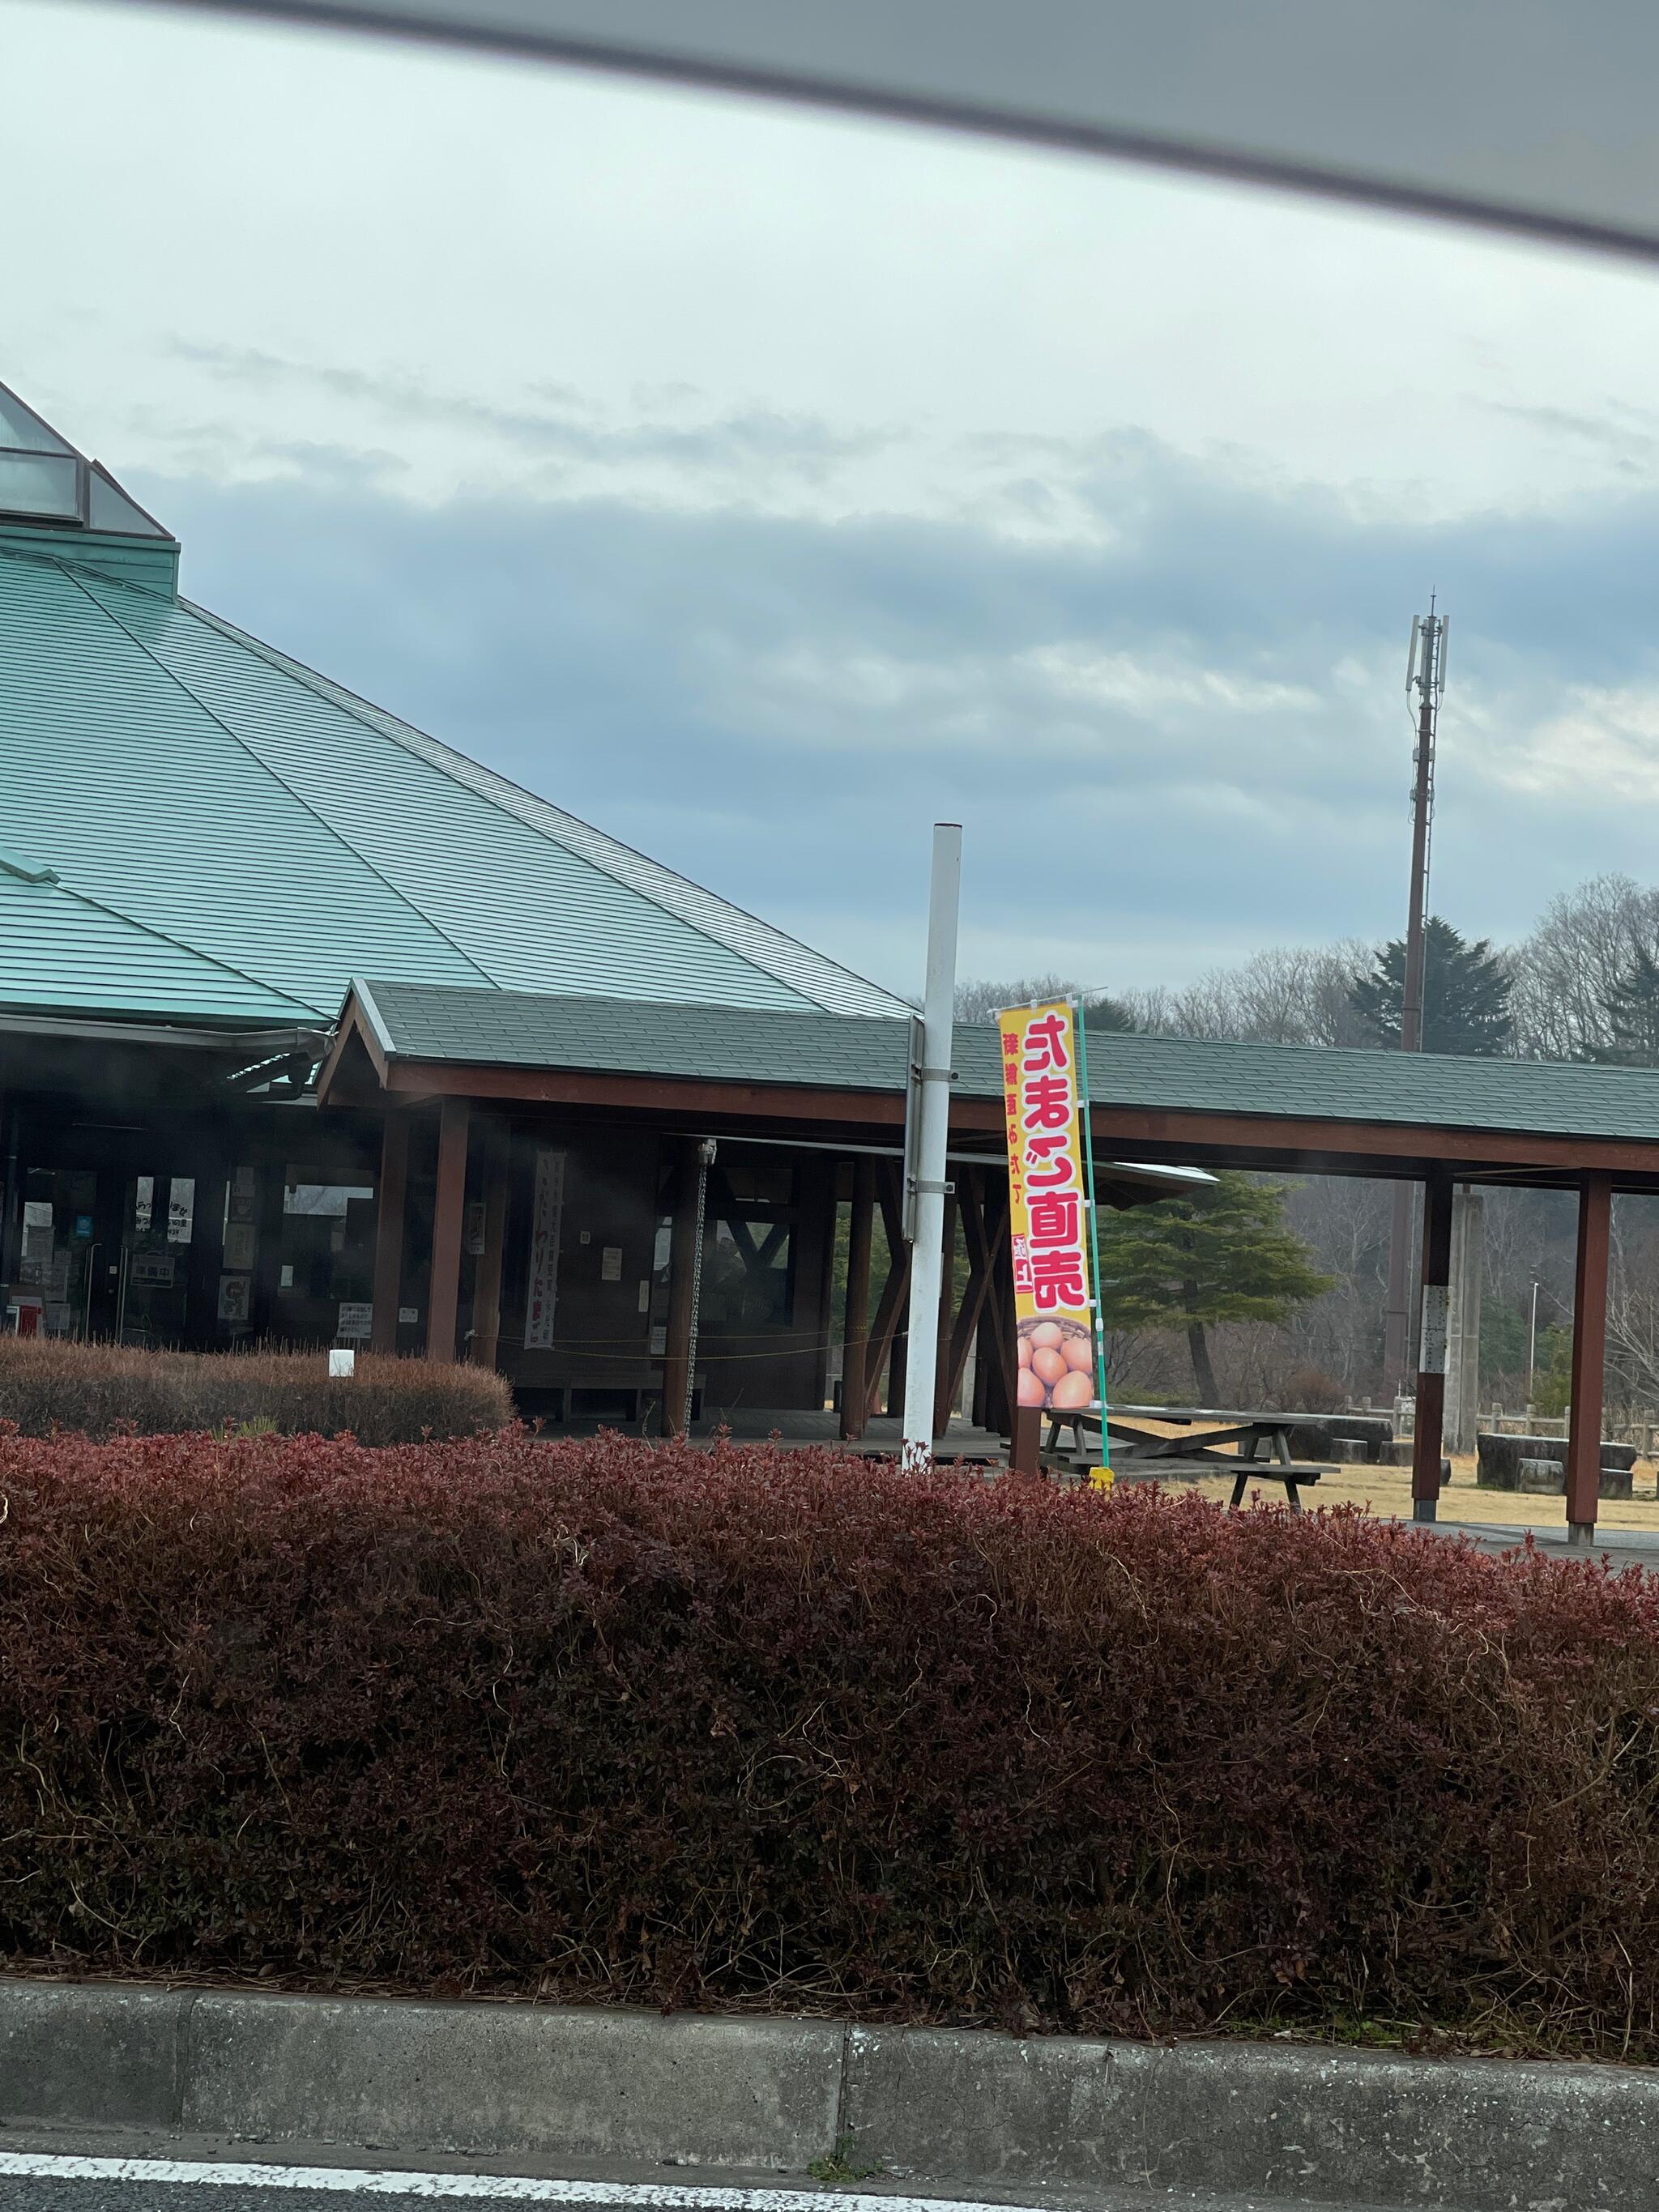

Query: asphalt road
[0,2145,1482,2212]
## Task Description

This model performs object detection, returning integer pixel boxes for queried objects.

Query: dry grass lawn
[1108,1422,1659,1530]
[1187,1452,1659,1529]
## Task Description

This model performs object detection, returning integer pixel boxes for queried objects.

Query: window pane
[720,1159,796,1205]
[0,449,79,521]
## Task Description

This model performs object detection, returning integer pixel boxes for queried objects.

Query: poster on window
[22,1200,53,1265]
[997,999,1102,1417]
[524,1149,566,1350]
[167,1177,196,1245]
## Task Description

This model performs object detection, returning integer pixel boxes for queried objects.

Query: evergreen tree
[1082,991,1136,1033]
[1349,916,1513,1055]
[1595,942,1659,1066]
[1096,1171,1333,1404]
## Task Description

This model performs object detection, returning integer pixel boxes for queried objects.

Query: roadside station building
[0,381,1191,1434]
[3,379,1654,1537]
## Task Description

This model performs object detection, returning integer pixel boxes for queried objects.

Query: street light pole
[902,822,962,1472]
[1529,1278,1540,1400]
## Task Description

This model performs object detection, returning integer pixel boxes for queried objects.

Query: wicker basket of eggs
[1015,1315,1096,1411]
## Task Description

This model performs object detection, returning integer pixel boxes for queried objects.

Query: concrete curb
[3,1976,1656,2210]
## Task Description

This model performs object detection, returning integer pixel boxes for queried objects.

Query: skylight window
[0,447,85,525]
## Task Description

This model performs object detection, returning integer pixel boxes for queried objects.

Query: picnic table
[1043,1403,1334,1511]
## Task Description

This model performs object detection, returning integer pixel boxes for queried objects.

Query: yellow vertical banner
[997,999,1100,1418]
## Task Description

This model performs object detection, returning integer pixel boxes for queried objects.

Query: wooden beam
[930,1187,959,1435]
[369,1110,410,1355]
[363,1044,1659,1188]
[810,1159,838,1412]
[1567,1171,1613,1538]
[840,1154,876,1442]
[985,1177,1020,1437]
[469,1119,513,1370]
[386,1057,919,1127]
[1068,1106,1659,1181]
[425,1097,470,1364]
[864,1162,911,1420]
[660,1136,704,1437]
[941,1171,1004,1428]
[315,997,389,1104]
[1411,1169,1454,1519]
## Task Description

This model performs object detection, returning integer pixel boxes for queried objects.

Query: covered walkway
[320,980,1659,1545]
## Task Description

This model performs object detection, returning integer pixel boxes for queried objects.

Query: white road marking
[0,2154,1032,2212]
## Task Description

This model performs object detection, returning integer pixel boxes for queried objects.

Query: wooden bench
[1053,1449,1326,1511]
[522,1357,704,1424]
[1045,1406,1333,1513]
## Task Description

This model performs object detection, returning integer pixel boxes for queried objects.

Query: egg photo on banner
[997,1000,1102,1417]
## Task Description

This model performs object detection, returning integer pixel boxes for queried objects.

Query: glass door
[16,1167,105,1337]
[115,1172,194,1347]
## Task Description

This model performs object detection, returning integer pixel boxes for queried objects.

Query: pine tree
[1349,916,1513,1055]
[1096,1172,1333,1403]
[1597,943,1659,1066]
[1082,992,1136,1033]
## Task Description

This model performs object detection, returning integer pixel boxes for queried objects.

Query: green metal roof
[359,977,915,1087]
[0,867,315,1024]
[358,977,1659,1143]
[0,396,911,1031]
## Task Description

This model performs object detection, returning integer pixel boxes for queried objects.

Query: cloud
[136,428,1659,1001]
[165,341,900,509]
[1480,399,1659,476]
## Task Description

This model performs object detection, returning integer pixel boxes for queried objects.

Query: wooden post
[370,1111,410,1354]
[840,1155,876,1442]
[810,1159,838,1412]
[425,1098,470,1364]
[469,1119,513,1370]
[660,1136,704,1436]
[989,1178,1020,1438]
[941,1171,1004,1434]
[1009,1404,1042,1476]
[886,1319,908,1419]
[863,1163,911,1421]
[1411,1168,1454,1521]
[931,1187,957,1437]
[1567,1171,1612,1543]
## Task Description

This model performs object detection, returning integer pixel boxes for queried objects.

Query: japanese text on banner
[996,999,1100,1415]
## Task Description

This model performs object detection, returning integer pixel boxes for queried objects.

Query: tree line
[958,872,1659,1067]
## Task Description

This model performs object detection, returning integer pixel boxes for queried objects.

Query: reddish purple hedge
[0,1335,511,1443]
[3,1425,1659,2050]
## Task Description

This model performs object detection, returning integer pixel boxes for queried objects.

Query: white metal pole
[902,822,962,1472]
[1529,1280,1539,1400]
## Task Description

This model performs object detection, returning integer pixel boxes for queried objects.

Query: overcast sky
[12,2,1659,1003]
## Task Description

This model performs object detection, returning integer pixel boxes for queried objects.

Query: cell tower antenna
[1382,600,1450,1393]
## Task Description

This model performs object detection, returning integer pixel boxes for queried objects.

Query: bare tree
[1605,1196,1659,1412]
[1150,942,1375,1046]
[1508,875,1659,1061]
[955,973,1078,1023]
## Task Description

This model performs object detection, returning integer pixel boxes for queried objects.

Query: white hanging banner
[524,1149,566,1351]
[1419,1285,1449,1377]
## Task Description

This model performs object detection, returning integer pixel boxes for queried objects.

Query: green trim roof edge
[352,978,1659,1144]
